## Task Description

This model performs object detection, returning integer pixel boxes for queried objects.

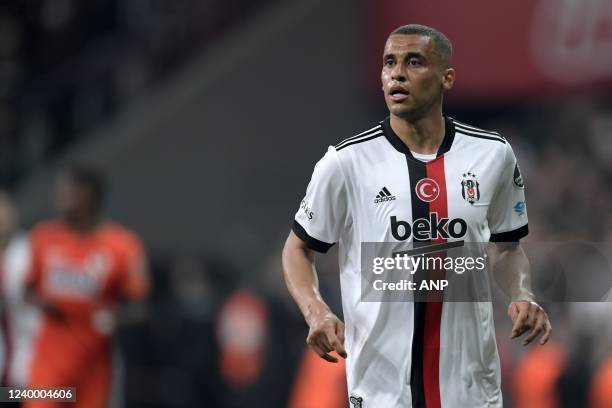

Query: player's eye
[384,59,394,67]
[408,59,422,66]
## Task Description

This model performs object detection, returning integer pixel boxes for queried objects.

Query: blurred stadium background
[1,0,612,406]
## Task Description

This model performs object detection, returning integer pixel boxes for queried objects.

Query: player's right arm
[283,147,350,363]
[282,232,346,363]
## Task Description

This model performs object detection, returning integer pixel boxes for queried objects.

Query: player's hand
[306,309,347,363]
[508,301,552,346]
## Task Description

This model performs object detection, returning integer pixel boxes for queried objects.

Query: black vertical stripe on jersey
[381,114,454,406]
[406,157,429,408]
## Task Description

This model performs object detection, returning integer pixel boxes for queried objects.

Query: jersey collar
[381,115,455,158]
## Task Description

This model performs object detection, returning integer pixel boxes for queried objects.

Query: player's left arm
[490,242,551,345]
[487,141,551,346]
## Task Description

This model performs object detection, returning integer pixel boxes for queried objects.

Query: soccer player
[0,190,39,391]
[282,24,552,407]
[24,164,150,408]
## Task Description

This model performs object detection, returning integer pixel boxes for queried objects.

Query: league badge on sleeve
[513,162,524,188]
[461,172,480,204]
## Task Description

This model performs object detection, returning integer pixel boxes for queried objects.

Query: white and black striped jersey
[292,116,528,408]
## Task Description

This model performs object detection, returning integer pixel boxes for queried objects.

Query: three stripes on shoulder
[335,125,384,151]
[453,120,506,144]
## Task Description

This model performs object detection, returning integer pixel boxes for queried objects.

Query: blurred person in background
[591,355,612,408]
[288,348,347,408]
[216,287,269,403]
[0,190,39,396]
[512,338,567,408]
[164,254,224,407]
[206,245,309,408]
[214,253,290,408]
[23,164,150,408]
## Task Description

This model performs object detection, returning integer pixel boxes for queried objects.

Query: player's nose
[391,68,406,82]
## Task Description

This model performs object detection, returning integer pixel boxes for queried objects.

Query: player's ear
[442,68,455,91]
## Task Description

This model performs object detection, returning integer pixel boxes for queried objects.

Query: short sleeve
[119,233,150,300]
[487,142,529,242]
[292,147,349,253]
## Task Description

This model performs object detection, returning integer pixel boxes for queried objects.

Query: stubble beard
[388,91,443,123]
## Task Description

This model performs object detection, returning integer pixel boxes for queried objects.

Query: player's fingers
[324,330,345,358]
[320,353,339,363]
[307,331,332,353]
[319,329,337,353]
[522,314,546,346]
[324,328,338,348]
[332,338,347,359]
[511,305,529,338]
[325,328,340,350]
[308,327,333,351]
[525,304,538,330]
[310,342,338,363]
[309,342,337,362]
[317,336,333,353]
[332,321,347,358]
[540,321,553,345]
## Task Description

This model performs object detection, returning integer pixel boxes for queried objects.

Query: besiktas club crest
[461,172,480,204]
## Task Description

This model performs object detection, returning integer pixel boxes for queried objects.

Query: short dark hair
[63,163,107,206]
[390,24,452,67]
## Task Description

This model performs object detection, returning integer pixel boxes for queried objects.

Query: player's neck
[389,110,445,155]
[63,213,102,233]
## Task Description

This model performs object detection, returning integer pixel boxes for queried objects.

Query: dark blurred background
[1,0,611,407]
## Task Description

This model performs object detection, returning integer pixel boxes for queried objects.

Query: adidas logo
[374,187,396,204]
